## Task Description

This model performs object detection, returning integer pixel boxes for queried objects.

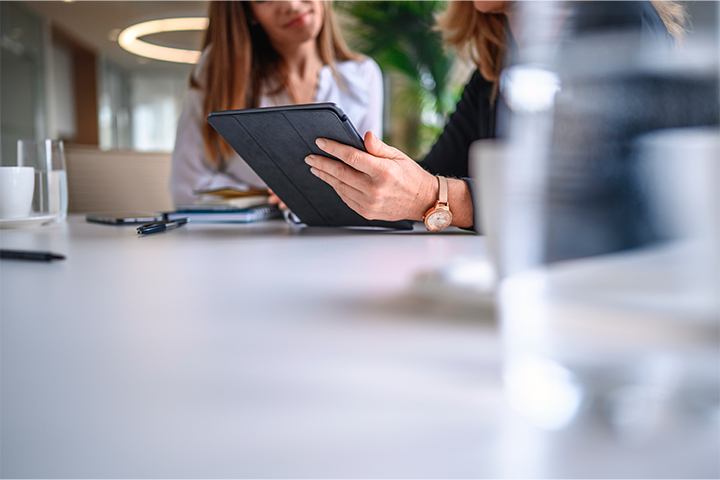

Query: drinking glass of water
[17,139,68,222]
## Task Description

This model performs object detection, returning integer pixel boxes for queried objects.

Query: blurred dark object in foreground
[545,73,719,262]
[541,2,720,263]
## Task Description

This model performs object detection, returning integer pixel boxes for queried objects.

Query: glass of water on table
[17,139,68,222]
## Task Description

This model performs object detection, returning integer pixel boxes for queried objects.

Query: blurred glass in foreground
[490,1,719,477]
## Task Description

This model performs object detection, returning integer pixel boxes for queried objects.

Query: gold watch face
[425,209,452,231]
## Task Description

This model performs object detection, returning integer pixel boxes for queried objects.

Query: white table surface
[2,216,717,478]
[1,216,504,478]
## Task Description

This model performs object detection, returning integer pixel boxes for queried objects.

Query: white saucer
[0,214,57,229]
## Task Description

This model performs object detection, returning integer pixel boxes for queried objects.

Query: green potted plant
[338,1,459,159]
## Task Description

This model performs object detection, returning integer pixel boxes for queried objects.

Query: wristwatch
[423,176,452,231]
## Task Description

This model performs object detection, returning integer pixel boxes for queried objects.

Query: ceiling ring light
[118,17,208,64]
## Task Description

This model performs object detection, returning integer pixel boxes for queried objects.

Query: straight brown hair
[195,1,359,164]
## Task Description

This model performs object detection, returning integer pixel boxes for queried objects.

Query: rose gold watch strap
[438,176,448,206]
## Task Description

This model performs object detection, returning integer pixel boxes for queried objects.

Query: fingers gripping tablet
[207,103,412,230]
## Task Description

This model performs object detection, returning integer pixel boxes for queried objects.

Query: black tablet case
[207,103,412,230]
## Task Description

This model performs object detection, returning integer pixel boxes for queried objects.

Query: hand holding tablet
[207,103,412,230]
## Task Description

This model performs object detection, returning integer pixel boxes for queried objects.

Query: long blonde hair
[195,1,359,164]
[436,1,688,90]
[650,1,689,42]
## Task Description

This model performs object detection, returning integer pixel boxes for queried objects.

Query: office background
[2,1,717,166]
[1,1,459,164]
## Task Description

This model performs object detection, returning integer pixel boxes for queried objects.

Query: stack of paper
[192,186,270,210]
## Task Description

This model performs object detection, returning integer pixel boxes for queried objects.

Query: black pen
[137,217,189,235]
[1,249,66,262]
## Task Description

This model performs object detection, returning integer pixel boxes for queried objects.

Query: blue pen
[137,217,189,235]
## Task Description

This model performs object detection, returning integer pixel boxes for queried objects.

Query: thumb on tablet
[364,131,387,155]
[364,131,408,161]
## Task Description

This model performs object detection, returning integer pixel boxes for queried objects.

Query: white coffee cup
[0,166,35,219]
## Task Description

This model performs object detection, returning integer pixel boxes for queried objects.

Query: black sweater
[422,70,497,180]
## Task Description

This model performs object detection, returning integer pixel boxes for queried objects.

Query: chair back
[65,146,173,213]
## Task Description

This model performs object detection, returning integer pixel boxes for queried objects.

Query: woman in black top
[294,1,686,231]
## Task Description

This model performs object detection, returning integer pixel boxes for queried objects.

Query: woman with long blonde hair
[170,1,383,206]
[303,1,687,232]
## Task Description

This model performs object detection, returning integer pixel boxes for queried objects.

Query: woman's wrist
[446,178,474,228]
[412,172,440,222]
[411,175,473,229]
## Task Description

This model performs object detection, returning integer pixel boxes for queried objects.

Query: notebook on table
[164,204,282,223]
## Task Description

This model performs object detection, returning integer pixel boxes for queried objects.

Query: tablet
[207,103,412,230]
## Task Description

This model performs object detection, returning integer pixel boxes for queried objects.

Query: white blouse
[169,50,384,206]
